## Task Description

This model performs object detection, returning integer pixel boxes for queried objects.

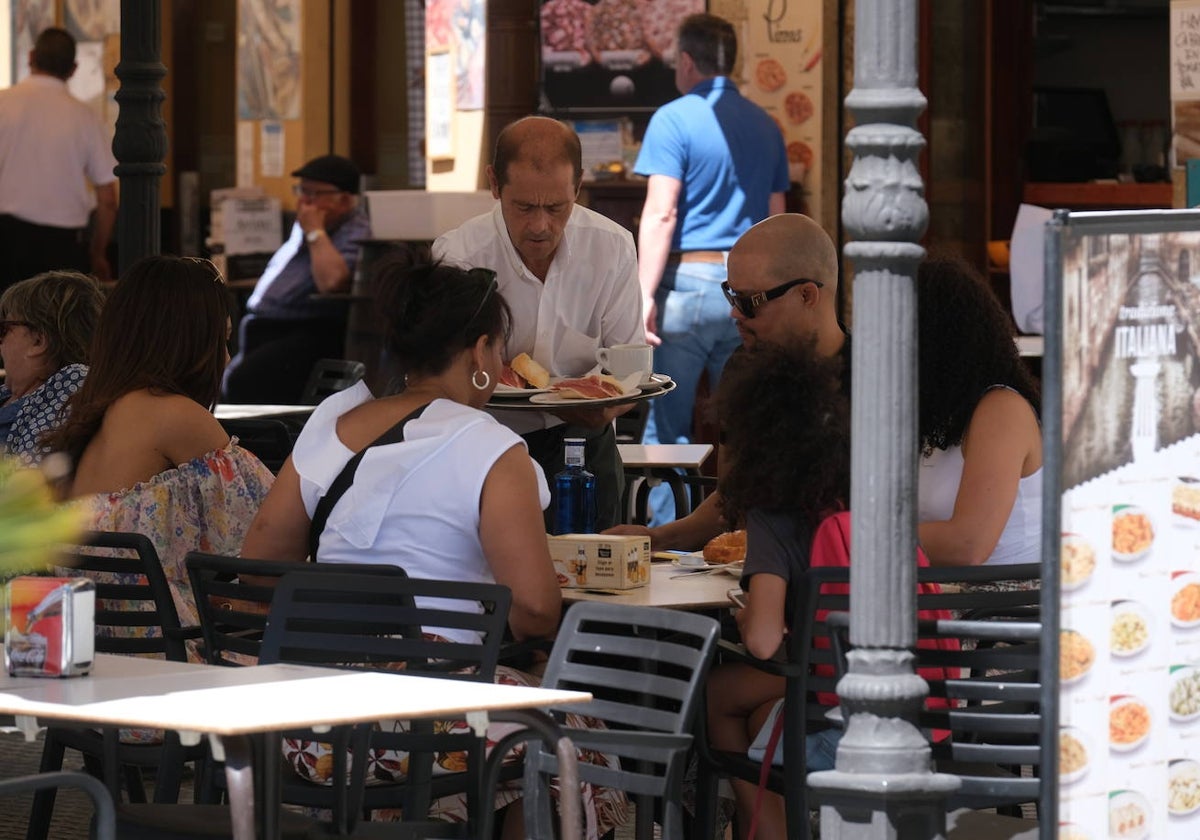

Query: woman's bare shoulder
[110,390,227,458]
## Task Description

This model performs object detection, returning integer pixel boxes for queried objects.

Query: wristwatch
[305,229,326,245]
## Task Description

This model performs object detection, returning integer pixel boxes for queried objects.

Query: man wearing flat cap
[224,154,371,404]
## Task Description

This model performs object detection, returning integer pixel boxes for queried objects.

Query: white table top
[0,653,589,736]
[617,443,713,470]
[214,404,316,421]
[562,560,736,610]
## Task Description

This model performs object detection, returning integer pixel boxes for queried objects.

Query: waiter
[434,116,644,530]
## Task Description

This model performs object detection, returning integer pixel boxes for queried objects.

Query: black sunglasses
[464,268,498,328]
[0,319,33,340]
[721,278,823,319]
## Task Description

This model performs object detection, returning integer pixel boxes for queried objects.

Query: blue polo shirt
[247,208,371,320]
[634,76,789,252]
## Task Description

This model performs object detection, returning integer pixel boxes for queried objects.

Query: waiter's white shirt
[0,76,116,228]
[433,202,643,433]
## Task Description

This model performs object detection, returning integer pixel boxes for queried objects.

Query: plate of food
[1060,629,1095,685]
[492,383,553,397]
[1109,695,1152,751]
[1112,505,1154,562]
[1110,600,1152,658]
[1059,726,1090,785]
[1173,477,1200,528]
[1109,790,1151,840]
[1172,573,1200,628]
[527,373,662,406]
[1170,759,1200,816]
[1169,665,1200,722]
[1057,824,1089,840]
[1061,533,1096,591]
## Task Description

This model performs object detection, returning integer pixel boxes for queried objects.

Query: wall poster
[426,48,456,161]
[1051,209,1200,840]
[237,0,301,121]
[11,0,54,84]
[426,0,486,111]
[538,0,703,113]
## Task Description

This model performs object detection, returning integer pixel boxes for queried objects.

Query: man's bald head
[726,214,842,352]
[492,117,583,192]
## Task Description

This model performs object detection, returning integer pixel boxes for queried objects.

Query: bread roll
[703,530,746,564]
[511,353,550,389]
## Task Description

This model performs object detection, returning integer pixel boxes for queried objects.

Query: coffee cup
[595,344,653,380]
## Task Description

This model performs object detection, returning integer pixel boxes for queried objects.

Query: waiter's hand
[550,402,632,429]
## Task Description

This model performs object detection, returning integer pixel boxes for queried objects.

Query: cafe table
[562,559,737,610]
[617,443,714,524]
[0,650,591,840]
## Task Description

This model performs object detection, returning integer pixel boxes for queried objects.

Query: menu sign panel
[1054,212,1200,839]
[539,0,703,112]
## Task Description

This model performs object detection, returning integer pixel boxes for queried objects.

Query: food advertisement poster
[427,0,486,111]
[1055,212,1200,839]
[538,0,703,112]
[739,0,822,200]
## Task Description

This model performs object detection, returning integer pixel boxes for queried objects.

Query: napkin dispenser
[5,577,95,677]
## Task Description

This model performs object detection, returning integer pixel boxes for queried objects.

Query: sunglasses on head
[464,268,498,328]
[0,320,33,340]
[721,278,823,319]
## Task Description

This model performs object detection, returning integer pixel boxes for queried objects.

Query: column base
[809,771,961,840]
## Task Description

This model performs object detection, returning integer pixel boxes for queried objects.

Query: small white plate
[1112,504,1154,563]
[1061,533,1096,592]
[1170,666,1200,722]
[1059,726,1090,785]
[1172,572,1200,629]
[670,555,713,570]
[1110,599,1152,658]
[1169,758,1200,815]
[1109,790,1151,840]
[640,373,672,388]
[1109,696,1151,752]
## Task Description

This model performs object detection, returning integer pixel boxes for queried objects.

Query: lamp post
[807,1,959,836]
[113,0,166,276]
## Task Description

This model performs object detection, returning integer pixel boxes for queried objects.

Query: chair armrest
[715,638,805,678]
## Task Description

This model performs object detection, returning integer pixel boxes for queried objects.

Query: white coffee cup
[595,343,653,380]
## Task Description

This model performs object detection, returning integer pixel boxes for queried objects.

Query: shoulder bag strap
[307,403,429,561]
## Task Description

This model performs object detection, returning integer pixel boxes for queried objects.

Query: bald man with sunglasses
[605,213,847,550]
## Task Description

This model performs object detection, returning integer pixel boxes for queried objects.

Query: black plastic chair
[692,560,1042,840]
[260,569,513,837]
[511,601,721,840]
[4,772,115,840]
[217,417,294,473]
[27,531,207,840]
[302,358,366,405]
[826,607,1045,814]
[185,552,405,667]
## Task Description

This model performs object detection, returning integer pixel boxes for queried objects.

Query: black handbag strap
[307,403,429,561]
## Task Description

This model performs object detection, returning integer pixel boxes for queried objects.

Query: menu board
[538,0,703,112]
[1053,211,1200,840]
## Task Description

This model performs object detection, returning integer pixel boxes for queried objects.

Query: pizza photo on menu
[784,90,815,125]
[754,58,787,93]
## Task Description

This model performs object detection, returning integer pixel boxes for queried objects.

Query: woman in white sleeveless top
[915,257,1043,567]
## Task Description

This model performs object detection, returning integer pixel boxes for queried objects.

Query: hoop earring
[472,369,491,390]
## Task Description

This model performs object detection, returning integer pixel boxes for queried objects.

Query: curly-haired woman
[916,256,1042,566]
[704,341,851,837]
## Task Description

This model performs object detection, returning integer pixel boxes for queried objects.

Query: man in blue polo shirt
[634,13,788,524]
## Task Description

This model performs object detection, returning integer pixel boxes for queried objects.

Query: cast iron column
[113,0,166,276]
[807,0,959,837]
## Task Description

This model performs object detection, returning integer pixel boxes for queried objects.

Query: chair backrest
[828,607,1044,811]
[260,570,511,679]
[217,418,294,473]
[54,531,188,661]
[302,358,366,406]
[185,553,406,666]
[541,601,720,732]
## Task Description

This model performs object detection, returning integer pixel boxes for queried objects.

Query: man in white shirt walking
[434,116,644,530]
[0,28,117,291]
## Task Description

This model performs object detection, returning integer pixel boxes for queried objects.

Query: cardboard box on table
[546,534,651,589]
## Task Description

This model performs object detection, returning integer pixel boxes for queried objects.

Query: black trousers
[523,423,624,532]
[222,315,347,404]
[0,214,87,293]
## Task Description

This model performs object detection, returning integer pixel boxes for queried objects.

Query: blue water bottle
[553,437,596,535]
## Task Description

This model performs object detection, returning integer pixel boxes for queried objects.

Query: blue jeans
[642,261,740,526]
